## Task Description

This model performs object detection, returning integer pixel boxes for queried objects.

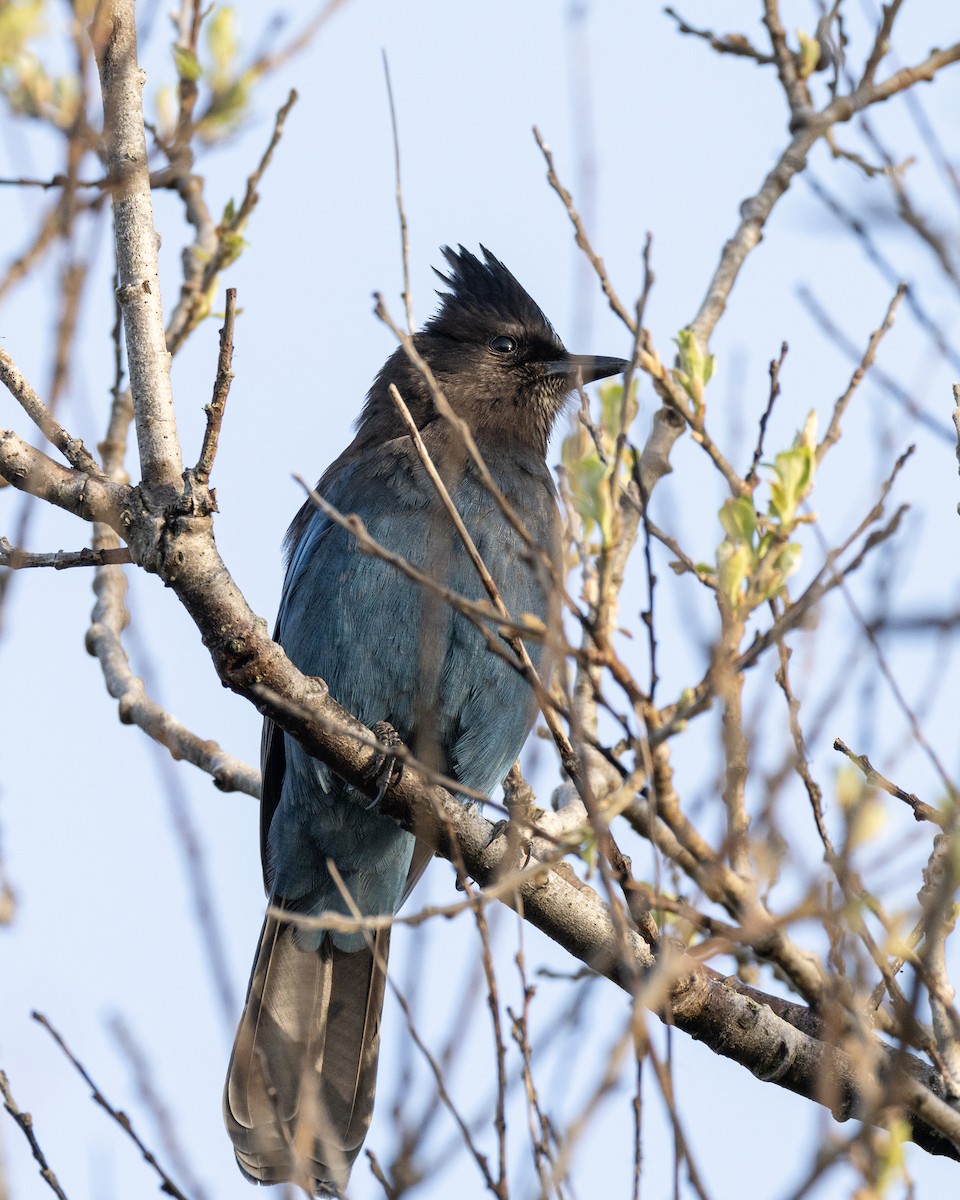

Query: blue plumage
[271,440,557,951]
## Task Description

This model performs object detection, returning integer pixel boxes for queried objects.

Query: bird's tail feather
[224,912,389,1191]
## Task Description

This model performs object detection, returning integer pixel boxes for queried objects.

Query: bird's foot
[368,721,405,809]
[487,817,534,869]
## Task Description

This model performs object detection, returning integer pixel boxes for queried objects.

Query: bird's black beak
[543,355,630,385]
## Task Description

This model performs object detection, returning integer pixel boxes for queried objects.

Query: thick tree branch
[0,428,127,529]
[92,0,183,493]
[0,347,101,476]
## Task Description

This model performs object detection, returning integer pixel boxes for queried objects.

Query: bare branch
[0,428,127,529]
[383,53,414,334]
[860,0,907,88]
[32,1013,192,1200]
[0,348,101,475]
[835,42,960,115]
[664,8,775,64]
[86,545,260,796]
[762,0,813,117]
[194,288,237,483]
[0,1070,70,1200]
[0,539,132,570]
[689,38,960,349]
[817,285,907,462]
[532,126,637,333]
[918,835,960,1099]
[92,0,183,493]
[833,739,945,828]
[688,120,823,346]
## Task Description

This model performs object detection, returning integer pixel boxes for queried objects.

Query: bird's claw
[486,818,510,845]
[368,721,404,809]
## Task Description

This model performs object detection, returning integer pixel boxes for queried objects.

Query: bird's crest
[427,245,561,346]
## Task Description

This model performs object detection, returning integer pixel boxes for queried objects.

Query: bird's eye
[489,335,518,354]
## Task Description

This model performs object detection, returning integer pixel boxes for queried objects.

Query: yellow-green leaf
[769,444,814,526]
[673,328,715,411]
[207,6,238,76]
[717,539,751,609]
[757,541,801,601]
[598,380,638,442]
[796,29,821,79]
[172,44,203,83]
[566,452,613,543]
[719,496,757,546]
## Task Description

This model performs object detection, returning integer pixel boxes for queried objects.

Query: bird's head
[368,246,627,457]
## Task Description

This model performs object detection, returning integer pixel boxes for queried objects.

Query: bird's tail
[223,912,389,1193]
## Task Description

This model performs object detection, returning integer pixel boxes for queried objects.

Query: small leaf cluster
[708,412,818,613]
[561,382,638,549]
[216,197,248,269]
[673,328,715,413]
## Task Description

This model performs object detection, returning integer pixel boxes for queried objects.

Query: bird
[223,245,627,1193]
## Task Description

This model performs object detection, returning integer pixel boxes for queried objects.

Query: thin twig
[833,739,945,828]
[387,383,578,772]
[797,283,950,442]
[817,285,907,462]
[747,343,787,486]
[532,126,636,333]
[0,174,102,189]
[31,1013,192,1200]
[952,382,960,488]
[194,287,237,482]
[107,1016,210,1200]
[664,7,775,64]
[0,539,132,569]
[860,0,905,88]
[803,173,960,375]
[0,1070,70,1200]
[775,631,835,855]
[382,53,414,334]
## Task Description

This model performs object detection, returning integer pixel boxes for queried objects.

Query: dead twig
[194,288,237,483]
[31,1013,192,1200]
[0,1070,70,1200]
[833,739,945,828]
[0,538,132,569]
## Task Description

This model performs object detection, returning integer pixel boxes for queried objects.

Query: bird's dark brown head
[363,245,627,457]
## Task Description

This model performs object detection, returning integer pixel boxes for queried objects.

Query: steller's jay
[224,246,627,1191]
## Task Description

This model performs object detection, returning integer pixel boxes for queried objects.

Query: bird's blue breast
[266,439,558,949]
